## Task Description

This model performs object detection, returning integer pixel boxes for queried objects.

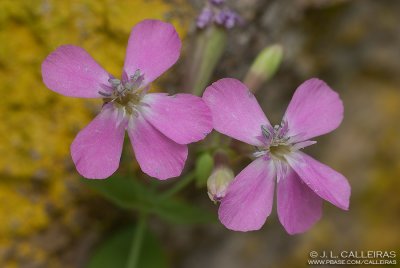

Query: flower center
[253,121,293,161]
[253,121,317,163]
[99,69,146,116]
[269,144,292,161]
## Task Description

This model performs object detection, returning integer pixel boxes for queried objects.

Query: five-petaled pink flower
[42,20,212,180]
[203,78,351,234]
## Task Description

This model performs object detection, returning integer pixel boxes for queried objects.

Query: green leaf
[153,198,216,225]
[81,176,155,211]
[195,153,214,187]
[82,176,216,226]
[86,226,168,268]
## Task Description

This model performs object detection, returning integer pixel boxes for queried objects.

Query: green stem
[126,213,147,268]
[160,172,195,200]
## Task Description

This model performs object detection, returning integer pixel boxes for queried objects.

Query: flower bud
[195,152,214,187]
[207,166,234,203]
[244,44,283,92]
[186,25,228,95]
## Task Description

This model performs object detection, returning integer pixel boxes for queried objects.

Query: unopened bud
[207,166,234,203]
[244,44,283,92]
[187,26,228,95]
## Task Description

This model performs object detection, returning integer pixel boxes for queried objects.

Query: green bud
[244,44,283,92]
[207,166,234,203]
[195,153,214,187]
[185,26,228,96]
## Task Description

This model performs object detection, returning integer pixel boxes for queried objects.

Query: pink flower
[203,78,351,234]
[42,20,212,180]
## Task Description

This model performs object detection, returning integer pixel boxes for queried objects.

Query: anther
[108,78,121,86]
[261,125,271,139]
[98,91,112,97]
[131,69,141,81]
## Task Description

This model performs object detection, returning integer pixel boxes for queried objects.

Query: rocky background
[0,0,399,267]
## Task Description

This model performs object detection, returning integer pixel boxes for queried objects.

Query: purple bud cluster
[196,0,242,29]
[197,7,214,28]
[210,0,225,5]
[215,10,240,29]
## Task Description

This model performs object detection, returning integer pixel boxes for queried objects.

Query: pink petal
[141,93,212,144]
[128,115,188,180]
[123,20,181,86]
[42,45,111,98]
[283,78,344,141]
[203,78,270,146]
[287,152,351,210]
[277,168,322,234]
[218,158,275,231]
[71,104,125,179]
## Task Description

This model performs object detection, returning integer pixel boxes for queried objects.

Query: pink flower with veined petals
[203,78,351,234]
[42,20,212,180]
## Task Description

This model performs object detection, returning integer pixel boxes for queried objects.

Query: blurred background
[1,0,399,267]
